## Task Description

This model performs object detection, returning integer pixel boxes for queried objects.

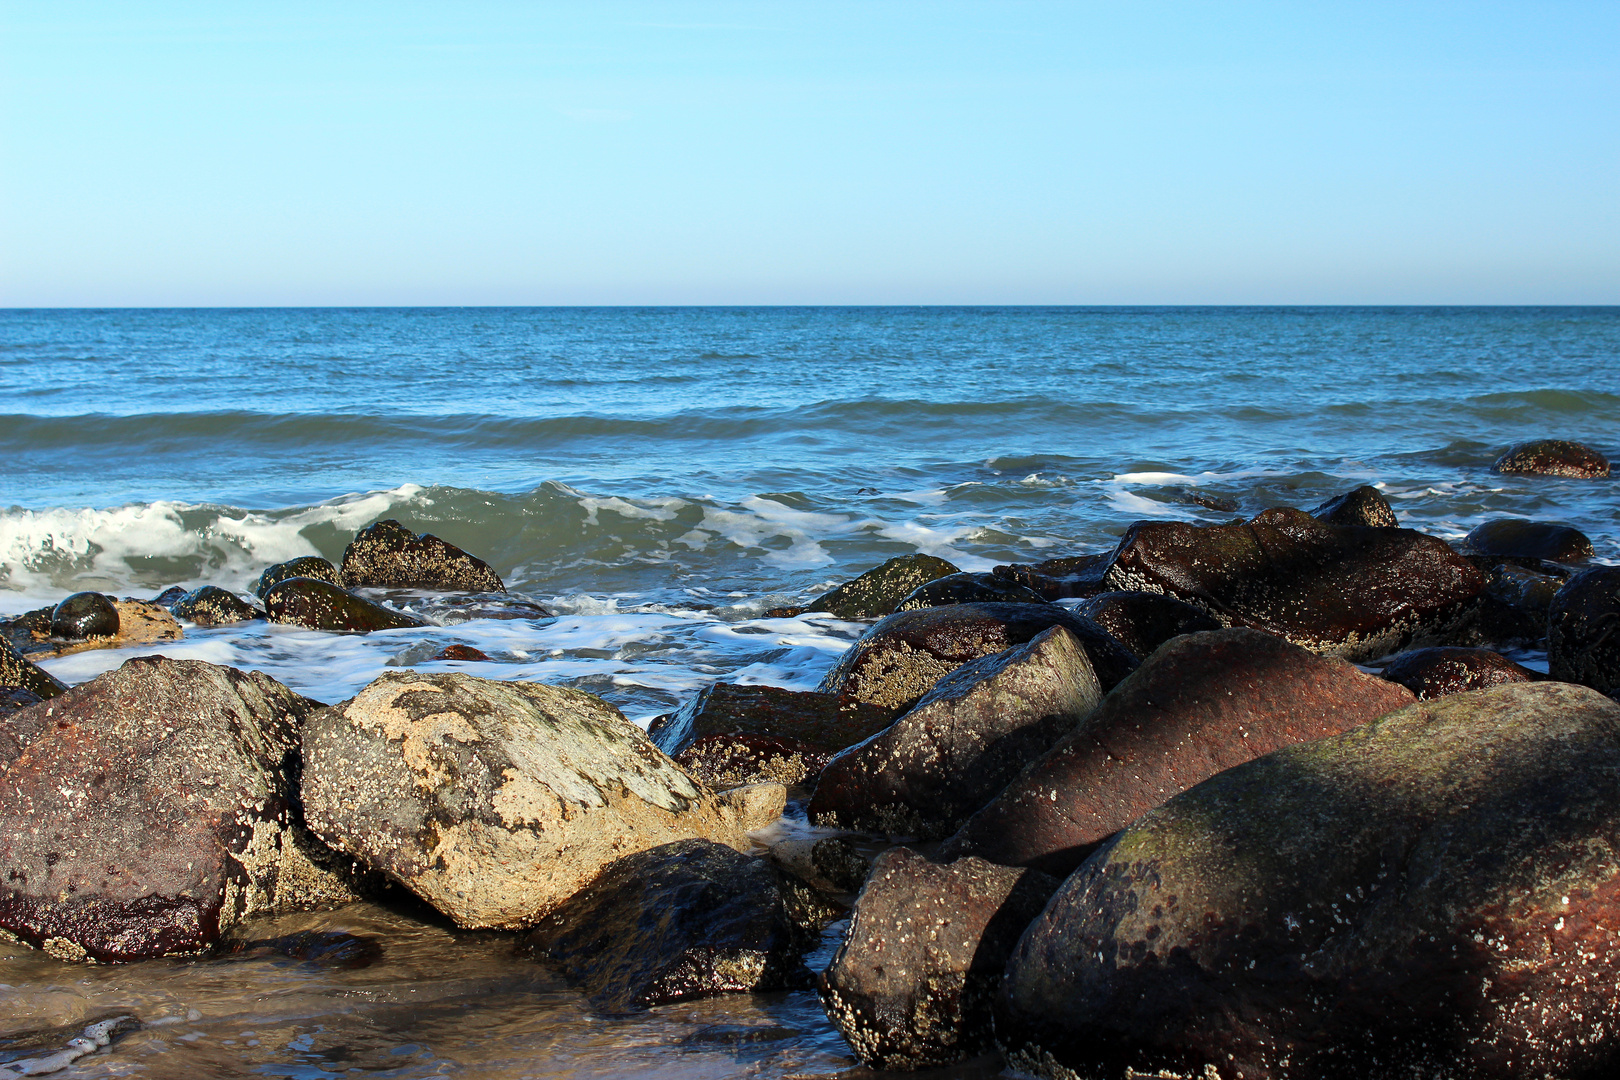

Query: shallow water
[1,306,1617,1077]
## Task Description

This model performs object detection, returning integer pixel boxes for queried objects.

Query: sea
[1,306,1617,1078]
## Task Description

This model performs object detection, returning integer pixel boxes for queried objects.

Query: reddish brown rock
[1311,484,1398,528]
[430,643,490,662]
[1078,590,1221,660]
[1464,518,1594,563]
[998,682,1620,1080]
[942,628,1414,876]
[1380,646,1537,700]
[1549,566,1620,698]
[340,519,505,592]
[1100,507,1486,660]
[990,553,1111,600]
[1491,438,1610,478]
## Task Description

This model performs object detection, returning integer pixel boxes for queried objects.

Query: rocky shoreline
[2,437,1618,1079]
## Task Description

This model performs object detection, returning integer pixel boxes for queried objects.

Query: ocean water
[1,306,1617,1078]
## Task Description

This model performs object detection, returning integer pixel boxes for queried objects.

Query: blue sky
[2,2,1616,305]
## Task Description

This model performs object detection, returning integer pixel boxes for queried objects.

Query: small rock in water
[893,571,1048,611]
[1078,590,1221,659]
[255,555,343,597]
[1379,646,1537,700]
[430,643,490,661]
[1464,517,1595,563]
[805,554,961,619]
[220,929,383,969]
[1311,484,1399,528]
[50,592,119,640]
[340,519,505,592]
[649,682,896,759]
[0,637,67,701]
[171,585,263,626]
[149,584,189,607]
[990,553,1111,600]
[1491,438,1610,478]
[262,576,428,632]
[1549,565,1620,698]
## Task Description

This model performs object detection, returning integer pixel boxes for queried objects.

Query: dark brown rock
[526,839,811,1012]
[991,553,1111,600]
[942,628,1414,876]
[1484,561,1564,613]
[998,682,1620,1080]
[50,592,118,640]
[171,585,263,626]
[817,603,1138,714]
[894,572,1048,611]
[339,519,505,592]
[821,848,1060,1070]
[254,556,342,598]
[149,585,188,607]
[0,637,66,701]
[1491,438,1610,478]
[1380,646,1537,700]
[0,657,361,962]
[1101,507,1487,660]
[1464,518,1594,563]
[1549,566,1620,698]
[806,554,960,619]
[430,643,490,661]
[810,625,1103,839]
[1079,590,1222,659]
[0,687,43,715]
[649,682,896,758]
[1310,484,1398,528]
[262,576,428,632]
[675,732,832,787]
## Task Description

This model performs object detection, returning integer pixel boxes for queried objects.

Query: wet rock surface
[50,592,119,640]
[817,603,1137,713]
[262,576,428,632]
[650,682,896,759]
[301,672,764,930]
[340,519,506,592]
[894,572,1047,611]
[1311,484,1399,528]
[0,638,66,701]
[943,628,1414,876]
[990,553,1110,600]
[1491,438,1611,478]
[998,682,1620,1080]
[821,848,1059,1071]
[171,585,263,626]
[1100,507,1487,660]
[526,839,812,1013]
[255,556,343,597]
[1549,565,1620,697]
[1078,590,1221,660]
[806,554,961,620]
[430,643,491,662]
[1379,646,1537,700]
[1463,517,1595,563]
[810,625,1103,839]
[676,732,832,787]
[0,657,361,962]
[0,687,43,714]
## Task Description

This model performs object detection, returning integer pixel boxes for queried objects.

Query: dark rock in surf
[676,732,833,788]
[149,585,188,608]
[0,657,362,962]
[817,603,1137,714]
[262,577,428,633]
[821,848,1060,1071]
[255,556,342,598]
[1463,518,1594,564]
[806,554,960,619]
[1549,566,1620,698]
[1380,646,1537,700]
[50,592,119,640]
[1100,507,1486,660]
[997,682,1620,1080]
[1311,484,1398,528]
[0,637,66,701]
[1484,561,1564,614]
[769,835,873,896]
[430,643,490,662]
[1491,438,1610,478]
[221,929,383,969]
[1078,590,1221,660]
[340,519,506,593]
[171,585,263,627]
[894,572,1048,611]
[810,625,1103,839]
[0,687,43,714]
[648,682,895,759]
[942,628,1413,876]
[991,553,1111,600]
[525,838,812,1012]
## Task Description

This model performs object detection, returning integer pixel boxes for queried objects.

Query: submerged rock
[821,848,1060,1071]
[1491,438,1610,478]
[0,638,66,702]
[301,671,773,929]
[255,556,342,598]
[263,576,428,632]
[171,585,263,626]
[526,839,811,1012]
[340,519,506,592]
[810,625,1103,839]
[1078,590,1221,660]
[894,572,1047,611]
[0,657,362,962]
[943,628,1413,876]
[806,554,961,619]
[1311,484,1399,528]
[990,553,1111,600]
[1100,507,1486,660]
[1379,646,1537,700]
[50,592,118,640]
[1463,517,1594,563]
[1549,566,1620,698]
[998,682,1620,1080]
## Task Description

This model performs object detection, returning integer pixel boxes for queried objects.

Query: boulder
[50,592,119,640]
[149,585,188,607]
[821,848,1060,1071]
[1078,590,1221,660]
[255,555,342,598]
[1491,438,1610,478]
[301,671,776,929]
[1484,561,1564,613]
[1549,566,1620,698]
[1100,507,1486,660]
[0,637,66,701]
[675,732,832,788]
[1311,484,1399,528]
[0,657,362,962]
[340,519,506,592]
[171,585,263,626]
[1463,518,1594,563]
[1380,646,1537,700]
[894,572,1048,611]
[526,839,812,1012]
[0,687,43,714]
[806,554,960,619]
[990,553,1111,600]
[818,603,1138,713]
[943,628,1413,876]
[998,682,1620,1080]
[263,576,428,632]
[649,682,895,758]
[810,625,1103,839]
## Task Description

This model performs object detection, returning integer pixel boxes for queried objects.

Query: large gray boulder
[0,657,361,962]
[999,682,1620,1080]
[301,672,781,929]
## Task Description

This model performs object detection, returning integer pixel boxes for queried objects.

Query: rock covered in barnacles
[806,554,961,619]
[340,519,506,592]
[1491,438,1610,479]
[1549,565,1620,698]
[262,576,427,632]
